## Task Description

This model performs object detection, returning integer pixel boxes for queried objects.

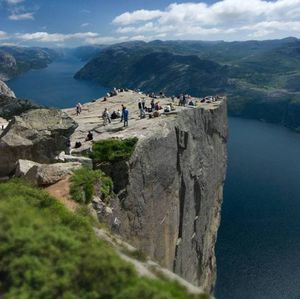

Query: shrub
[70,168,113,204]
[91,137,138,163]
[0,180,210,299]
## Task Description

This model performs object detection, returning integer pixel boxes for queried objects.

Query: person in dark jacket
[123,107,129,127]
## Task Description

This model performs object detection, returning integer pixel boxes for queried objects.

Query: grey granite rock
[0,80,15,98]
[0,109,78,177]
[109,100,227,293]
[15,159,81,186]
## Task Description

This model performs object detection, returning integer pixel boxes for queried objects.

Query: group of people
[102,105,129,127]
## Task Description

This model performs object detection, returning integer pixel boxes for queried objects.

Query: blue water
[216,118,300,299]
[6,59,300,298]
[7,56,108,108]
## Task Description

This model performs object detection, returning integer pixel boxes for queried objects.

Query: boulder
[15,159,40,177]
[57,152,93,169]
[0,80,15,98]
[0,109,78,177]
[15,159,81,186]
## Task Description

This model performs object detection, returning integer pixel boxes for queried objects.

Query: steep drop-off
[113,101,227,293]
[65,91,227,293]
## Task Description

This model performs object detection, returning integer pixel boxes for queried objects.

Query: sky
[0,0,300,47]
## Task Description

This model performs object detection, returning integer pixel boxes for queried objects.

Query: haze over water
[7,59,300,299]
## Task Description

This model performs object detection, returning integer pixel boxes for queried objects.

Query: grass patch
[122,248,148,263]
[70,167,113,204]
[91,137,138,163]
[0,179,210,299]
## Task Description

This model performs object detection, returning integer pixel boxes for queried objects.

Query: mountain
[75,38,300,131]
[0,46,61,81]
[75,46,229,96]
[71,45,106,61]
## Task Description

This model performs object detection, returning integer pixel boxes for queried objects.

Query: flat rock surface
[64,90,223,152]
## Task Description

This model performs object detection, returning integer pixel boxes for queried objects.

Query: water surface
[216,118,300,299]
[7,56,108,108]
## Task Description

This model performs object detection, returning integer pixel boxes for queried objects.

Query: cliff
[65,91,227,293]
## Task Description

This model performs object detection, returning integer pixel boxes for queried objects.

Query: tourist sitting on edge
[155,102,161,111]
[75,141,82,149]
[111,110,118,120]
[85,131,93,141]
[188,100,195,106]
[102,108,111,126]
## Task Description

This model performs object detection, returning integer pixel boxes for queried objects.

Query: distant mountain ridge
[0,46,61,81]
[75,38,300,132]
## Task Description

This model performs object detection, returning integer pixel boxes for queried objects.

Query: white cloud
[16,31,99,42]
[112,0,300,41]
[9,12,34,20]
[81,23,90,27]
[113,9,163,25]
[5,0,24,5]
[0,31,8,39]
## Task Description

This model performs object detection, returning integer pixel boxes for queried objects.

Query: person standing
[138,99,145,119]
[120,104,125,122]
[102,108,111,126]
[123,107,129,127]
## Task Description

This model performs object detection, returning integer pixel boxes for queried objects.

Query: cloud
[81,23,90,27]
[16,31,99,42]
[0,31,8,39]
[9,12,34,20]
[5,0,24,5]
[113,9,163,25]
[112,0,300,40]
[85,36,128,44]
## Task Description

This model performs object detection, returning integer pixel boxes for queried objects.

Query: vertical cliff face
[111,100,227,293]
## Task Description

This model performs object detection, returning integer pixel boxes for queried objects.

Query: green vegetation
[0,180,209,299]
[70,167,113,204]
[122,248,148,263]
[91,138,138,163]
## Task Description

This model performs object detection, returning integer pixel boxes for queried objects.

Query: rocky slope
[65,90,227,293]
